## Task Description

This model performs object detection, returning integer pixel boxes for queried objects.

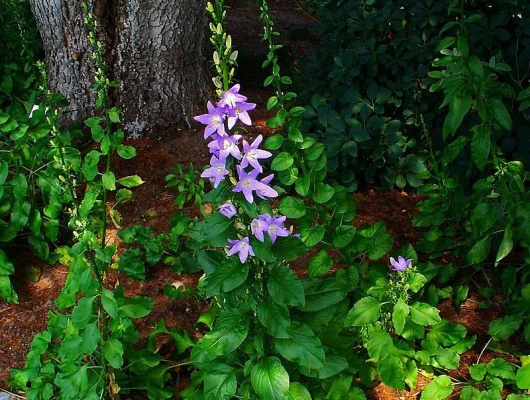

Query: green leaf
[353,222,394,260]
[287,382,311,400]
[392,298,409,335]
[279,197,306,218]
[466,235,492,264]
[420,375,453,400]
[457,36,469,57]
[312,183,335,204]
[251,357,290,400]
[308,250,333,278]
[71,296,95,329]
[442,136,467,164]
[491,99,512,131]
[469,364,487,381]
[191,309,249,364]
[301,277,349,312]
[272,152,294,171]
[471,126,490,170]
[268,264,305,307]
[516,364,530,389]
[427,320,467,346]
[495,225,513,266]
[257,298,291,338]
[102,171,116,190]
[487,358,516,381]
[488,315,523,340]
[409,302,441,326]
[264,134,284,150]
[333,225,357,248]
[108,107,121,123]
[205,258,249,296]
[378,356,405,389]
[443,93,472,140]
[103,337,124,368]
[344,297,382,327]
[117,145,136,159]
[119,296,154,318]
[82,322,100,355]
[301,225,325,247]
[204,364,237,400]
[101,288,118,319]
[274,322,325,369]
[116,175,144,188]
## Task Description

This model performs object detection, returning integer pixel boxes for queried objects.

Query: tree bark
[29,0,210,137]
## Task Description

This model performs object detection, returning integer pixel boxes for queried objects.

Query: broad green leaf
[205,258,249,296]
[345,297,381,327]
[312,183,335,204]
[443,94,472,140]
[300,277,349,312]
[488,315,523,340]
[409,302,441,326]
[204,364,237,400]
[516,364,530,389]
[378,356,405,389]
[274,322,325,369]
[71,296,95,329]
[301,225,325,247]
[279,197,306,218]
[352,222,393,260]
[287,382,311,400]
[469,364,487,381]
[191,309,249,364]
[308,250,333,278]
[257,298,291,338]
[333,225,357,248]
[268,264,305,307]
[103,337,124,368]
[427,320,467,346]
[116,175,144,188]
[117,145,136,159]
[487,358,516,380]
[82,322,100,355]
[101,288,118,319]
[466,235,492,264]
[102,171,116,190]
[272,152,294,171]
[119,296,154,318]
[420,375,453,399]
[392,298,409,335]
[471,126,490,170]
[491,99,512,131]
[251,357,290,400]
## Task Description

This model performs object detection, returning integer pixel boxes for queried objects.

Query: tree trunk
[29,0,210,137]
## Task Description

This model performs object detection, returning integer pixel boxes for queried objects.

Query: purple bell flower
[390,256,413,272]
[219,203,237,218]
[233,166,278,204]
[227,237,255,263]
[194,101,226,139]
[201,155,229,188]
[227,101,257,129]
[241,135,272,172]
[208,134,242,160]
[218,84,248,109]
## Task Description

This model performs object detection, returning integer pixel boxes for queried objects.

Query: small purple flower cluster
[194,85,292,264]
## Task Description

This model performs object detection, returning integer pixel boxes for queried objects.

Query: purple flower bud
[227,237,255,263]
[390,256,412,272]
[219,203,237,218]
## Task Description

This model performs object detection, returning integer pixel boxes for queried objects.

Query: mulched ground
[0,1,525,399]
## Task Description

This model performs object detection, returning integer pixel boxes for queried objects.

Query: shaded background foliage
[298,0,530,190]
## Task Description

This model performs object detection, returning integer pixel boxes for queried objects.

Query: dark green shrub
[299,0,530,190]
